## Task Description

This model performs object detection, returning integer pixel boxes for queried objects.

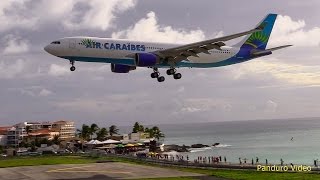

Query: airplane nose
[44,45,50,53]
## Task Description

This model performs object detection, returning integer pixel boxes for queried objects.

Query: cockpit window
[51,41,61,44]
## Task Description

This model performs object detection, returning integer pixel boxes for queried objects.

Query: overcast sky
[0,0,320,127]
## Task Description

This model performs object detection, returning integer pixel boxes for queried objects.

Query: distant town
[0,121,165,156]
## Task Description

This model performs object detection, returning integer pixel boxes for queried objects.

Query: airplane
[44,13,291,82]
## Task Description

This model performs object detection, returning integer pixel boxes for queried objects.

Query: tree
[96,128,108,141]
[51,135,61,145]
[109,125,119,136]
[90,123,99,139]
[78,124,91,140]
[145,126,165,141]
[132,122,144,133]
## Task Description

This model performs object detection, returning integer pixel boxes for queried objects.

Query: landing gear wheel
[69,60,76,71]
[70,66,76,71]
[151,72,159,78]
[173,73,182,79]
[166,68,175,75]
[157,76,165,82]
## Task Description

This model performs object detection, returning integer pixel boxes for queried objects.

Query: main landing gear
[151,68,165,82]
[151,67,182,82]
[70,60,76,71]
[166,68,182,80]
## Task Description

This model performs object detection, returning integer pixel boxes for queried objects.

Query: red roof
[28,129,51,136]
[0,126,12,135]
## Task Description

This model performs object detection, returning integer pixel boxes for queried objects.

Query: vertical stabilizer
[234,14,277,50]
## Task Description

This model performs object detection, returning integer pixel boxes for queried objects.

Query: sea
[155,118,320,165]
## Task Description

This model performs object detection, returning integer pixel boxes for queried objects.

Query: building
[122,132,152,144]
[0,126,11,146]
[6,123,28,147]
[52,121,75,139]
[28,129,60,140]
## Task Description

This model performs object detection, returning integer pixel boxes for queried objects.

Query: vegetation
[1,155,320,180]
[77,124,91,140]
[0,156,100,168]
[133,122,145,133]
[89,123,99,139]
[51,135,61,145]
[96,127,108,141]
[77,123,119,141]
[132,122,165,141]
[109,125,119,136]
[98,156,320,180]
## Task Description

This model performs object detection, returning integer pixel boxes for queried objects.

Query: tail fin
[234,14,277,50]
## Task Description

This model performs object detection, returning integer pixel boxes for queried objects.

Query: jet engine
[135,53,160,67]
[111,64,136,73]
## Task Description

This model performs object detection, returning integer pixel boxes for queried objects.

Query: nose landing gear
[70,60,76,71]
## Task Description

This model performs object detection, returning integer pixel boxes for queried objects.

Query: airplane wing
[153,24,266,66]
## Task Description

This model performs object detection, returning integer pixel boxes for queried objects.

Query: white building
[0,135,7,146]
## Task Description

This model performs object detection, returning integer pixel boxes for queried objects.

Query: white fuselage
[44,37,242,68]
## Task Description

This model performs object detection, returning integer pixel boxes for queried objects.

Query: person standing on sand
[256,157,259,164]
[239,158,242,165]
[266,159,268,165]
[251,158,254,165]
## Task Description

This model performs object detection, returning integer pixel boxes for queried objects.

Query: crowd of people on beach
[194,156,226,164]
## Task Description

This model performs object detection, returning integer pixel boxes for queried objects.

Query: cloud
[2,35,30,55]
[63,0,137,31]
[269,15,320,47]
[0,0,137,32]
[265,100,278,113]
[0,59,25,79]
[39,89,53,97]
[230,57,320,88]
[0,1,38,32]
[48,64,71,77]
[175,98,232,114]
[112,11,206,43]
[8,86,53,97]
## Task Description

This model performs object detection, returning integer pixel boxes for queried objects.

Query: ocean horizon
[149,118,320,165]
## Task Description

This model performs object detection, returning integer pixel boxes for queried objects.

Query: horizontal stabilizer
[251,45,292,57]
[266,45,293,51]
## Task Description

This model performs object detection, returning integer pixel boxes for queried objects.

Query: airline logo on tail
[244,31,269,49]
[241,14,277,50]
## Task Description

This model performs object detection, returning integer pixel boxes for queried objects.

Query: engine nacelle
[111,64,136,73]
[135,53,159,67]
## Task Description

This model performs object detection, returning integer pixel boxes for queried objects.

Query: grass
[1,155,320,180]
[99,156,320,180]
[0,155,101,168]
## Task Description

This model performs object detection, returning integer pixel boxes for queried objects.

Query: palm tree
[133,122,144,133]
[90,123,99,139]
[96,128,108,141]
[145,126,165,141]
[78,124,91,140]
[109,125,119,136]
[51,135,61,145]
